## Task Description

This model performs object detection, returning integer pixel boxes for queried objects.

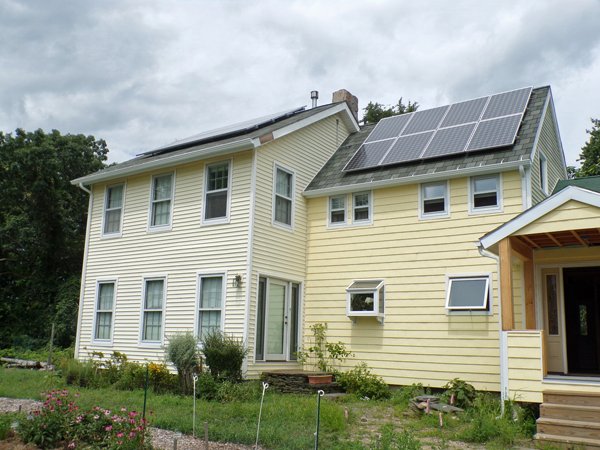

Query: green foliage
[296,323,353,372]
[213,380,262,403]
[114,362,178,394]
[336,362,391,400]
[61,358,99,388]
[0,413,17,440]
[577,118,600,177]
[392,383,428,408]
[441,378,477,408]
[166,332,200,394]
[201,330,248,382]
[363,98,419,124]
[372,424,422,450]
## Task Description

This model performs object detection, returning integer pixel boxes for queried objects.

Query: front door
[265,279,288,360]
[563,267,600,374]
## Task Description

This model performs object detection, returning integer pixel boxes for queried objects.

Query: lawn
[0,368,536,449]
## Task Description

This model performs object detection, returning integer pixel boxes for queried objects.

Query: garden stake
[439,412,443,428]
[192,374,199,437]
[255,381,269,449]
[314,389,325,450]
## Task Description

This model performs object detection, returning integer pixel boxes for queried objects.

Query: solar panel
[365,114,413,143]
[466,114,522,152]
[440,97,488,127]
[401,105,449,135]
[344,139,395,171]
[380,132,434,165]
[421,123,477,159]
[482,87,532,120]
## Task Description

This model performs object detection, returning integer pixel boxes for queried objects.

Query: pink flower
[129,431,137,439]
[116,432,124,438]
[68,442,76,449]
[105,425,112,431]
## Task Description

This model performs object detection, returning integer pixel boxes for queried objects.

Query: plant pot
[307,374,333,385]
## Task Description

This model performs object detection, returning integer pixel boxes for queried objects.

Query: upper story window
[539,152,548,194]
[329,195,346,225]
[446,275,490,312]
[141,278,165,343]
[470,174,501,213]
[273,166,294,227]
[204,161,230,223]
[353,192,371,223]
[198,275,224,339]
[94,281,115,341]
[103,184,124,236]
[420,181,448,218]
[150,173,174,229]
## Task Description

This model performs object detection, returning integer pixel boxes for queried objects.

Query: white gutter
[303,159,531,198]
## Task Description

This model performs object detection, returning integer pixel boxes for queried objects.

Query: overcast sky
[1,0,599,166]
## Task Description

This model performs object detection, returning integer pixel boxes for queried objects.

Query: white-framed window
[273,165,294,227]
[150,173,174,229]
[204,161,230,223]
[420,181,449,218]
[197,274,225,339]
[540,152,548,194]
[94,281,116,342]
[103,184,124,236]
[353,191,371,223]
[329,195,346,225]
[346,280,385,322]
[141,278,165,344]
[445,275,490,311]
[470,174,502,213]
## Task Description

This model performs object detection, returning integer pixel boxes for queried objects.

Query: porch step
[537,418,600,441]
[541,403,600,422]
[535,433,600,449]
[544,390,600,407]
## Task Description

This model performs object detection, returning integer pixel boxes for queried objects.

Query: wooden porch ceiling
[514,228,600,249]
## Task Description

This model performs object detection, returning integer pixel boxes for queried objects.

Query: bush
[201,330,247,382]
[441,378,476,408]
[60,358,99,388]
[166,332,200,394]
[392,383,428,408]
[336,362,390,400]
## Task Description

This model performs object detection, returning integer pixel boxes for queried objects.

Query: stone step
[544,390,600,407]
[535,432,600,450]
[537,417,600,441]
[541,403,600,422]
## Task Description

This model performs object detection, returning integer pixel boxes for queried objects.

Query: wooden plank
[546,233,562,247]
[499,238,514,331]
[510,236,533,261]
[571,230,588,247]
[524,260,536,329]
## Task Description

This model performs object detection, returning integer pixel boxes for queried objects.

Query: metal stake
[255,381,269,449]
[192,374,198,437]
[314,389,325,450]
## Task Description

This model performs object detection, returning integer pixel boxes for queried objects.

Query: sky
[1,0,599,167]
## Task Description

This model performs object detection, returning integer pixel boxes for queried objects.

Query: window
[141,279,164,343]
[346,280,385,322]
[204,162,230,222]
[353,192,371,222]
[540,152,548,194]
[150,174,173,228]
[274,166,294,226]
[103,184,124,235]
[198,275,224,339]
[421,181,448,217]
[470,175,501,212]
[446,276,490,311]
[329,195,346,225]
[545,274,559,335]
[94,282,115,341]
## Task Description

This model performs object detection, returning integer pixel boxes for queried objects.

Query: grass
[0,368,536,449]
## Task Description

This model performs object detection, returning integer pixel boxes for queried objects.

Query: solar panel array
[343,87,532,172]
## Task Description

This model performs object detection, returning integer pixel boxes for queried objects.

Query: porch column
[499,238,514,331]
[524,260,536,329]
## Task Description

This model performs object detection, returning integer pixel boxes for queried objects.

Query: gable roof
[479,185,600,250]
[305,86,551,197]
[72,102,359,186]
[553,175,600,195]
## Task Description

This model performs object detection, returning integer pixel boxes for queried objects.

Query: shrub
[60,358,99,388]
[201,330,247,382]
[166,332,200,394]
[336,362,390,400]
[392,383,427,408]
[441,378,477,408]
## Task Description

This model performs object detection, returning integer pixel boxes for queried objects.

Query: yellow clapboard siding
[517,200,600,235]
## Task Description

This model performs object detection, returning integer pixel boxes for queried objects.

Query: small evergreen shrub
[201,330,247,382]
[166,332,200,394]
[336,362,390,400]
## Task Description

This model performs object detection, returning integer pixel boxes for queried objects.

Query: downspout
[74,183,93,359]
[478,244,509,408]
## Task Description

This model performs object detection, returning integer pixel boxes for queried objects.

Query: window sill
[101,232,122,239]
[419,212,450,221]
[201,218,230,227]
[272,221,294,232]
[468,207,503,216]
[91,340,113,346]
[147,225,172,233]
[138,342,163,348]
[446,309,492,316]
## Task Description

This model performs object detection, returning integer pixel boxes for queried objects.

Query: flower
[105,425,113,431]
[116,432,124,438]
[68,441,76,449]
[93,415,99,420]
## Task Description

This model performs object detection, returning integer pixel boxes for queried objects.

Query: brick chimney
[332,89,358,121]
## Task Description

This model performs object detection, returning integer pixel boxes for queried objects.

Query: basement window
[446,276,490,311]
[346,280,385,322]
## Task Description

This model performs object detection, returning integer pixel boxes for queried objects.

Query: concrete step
[544,390,600,407]
[541,402,600,422]
[535,432,600,450]
[537,417,600,441]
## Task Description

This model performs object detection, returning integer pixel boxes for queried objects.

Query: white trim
[139,275,167,347]
[101,182,126,238]
[539,151,548,195]
[74,190,94,359]
[303,160,530,198]
[91,278,118,345]
[480,186,600,249]
[499,331,509,402]
[272,162,295,230]
[468,173,503,215]
[147,171,175,232]
[327,194,347,227]
[444,273,492,312]
[194,271,227,340]
[547,91,569,178]
[352,191,373,224]
[202,159,232,226]
[419,180,450,220]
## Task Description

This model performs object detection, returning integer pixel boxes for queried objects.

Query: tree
[576,118,600,177]
[0,129,108,348]
[362,97,419,124]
